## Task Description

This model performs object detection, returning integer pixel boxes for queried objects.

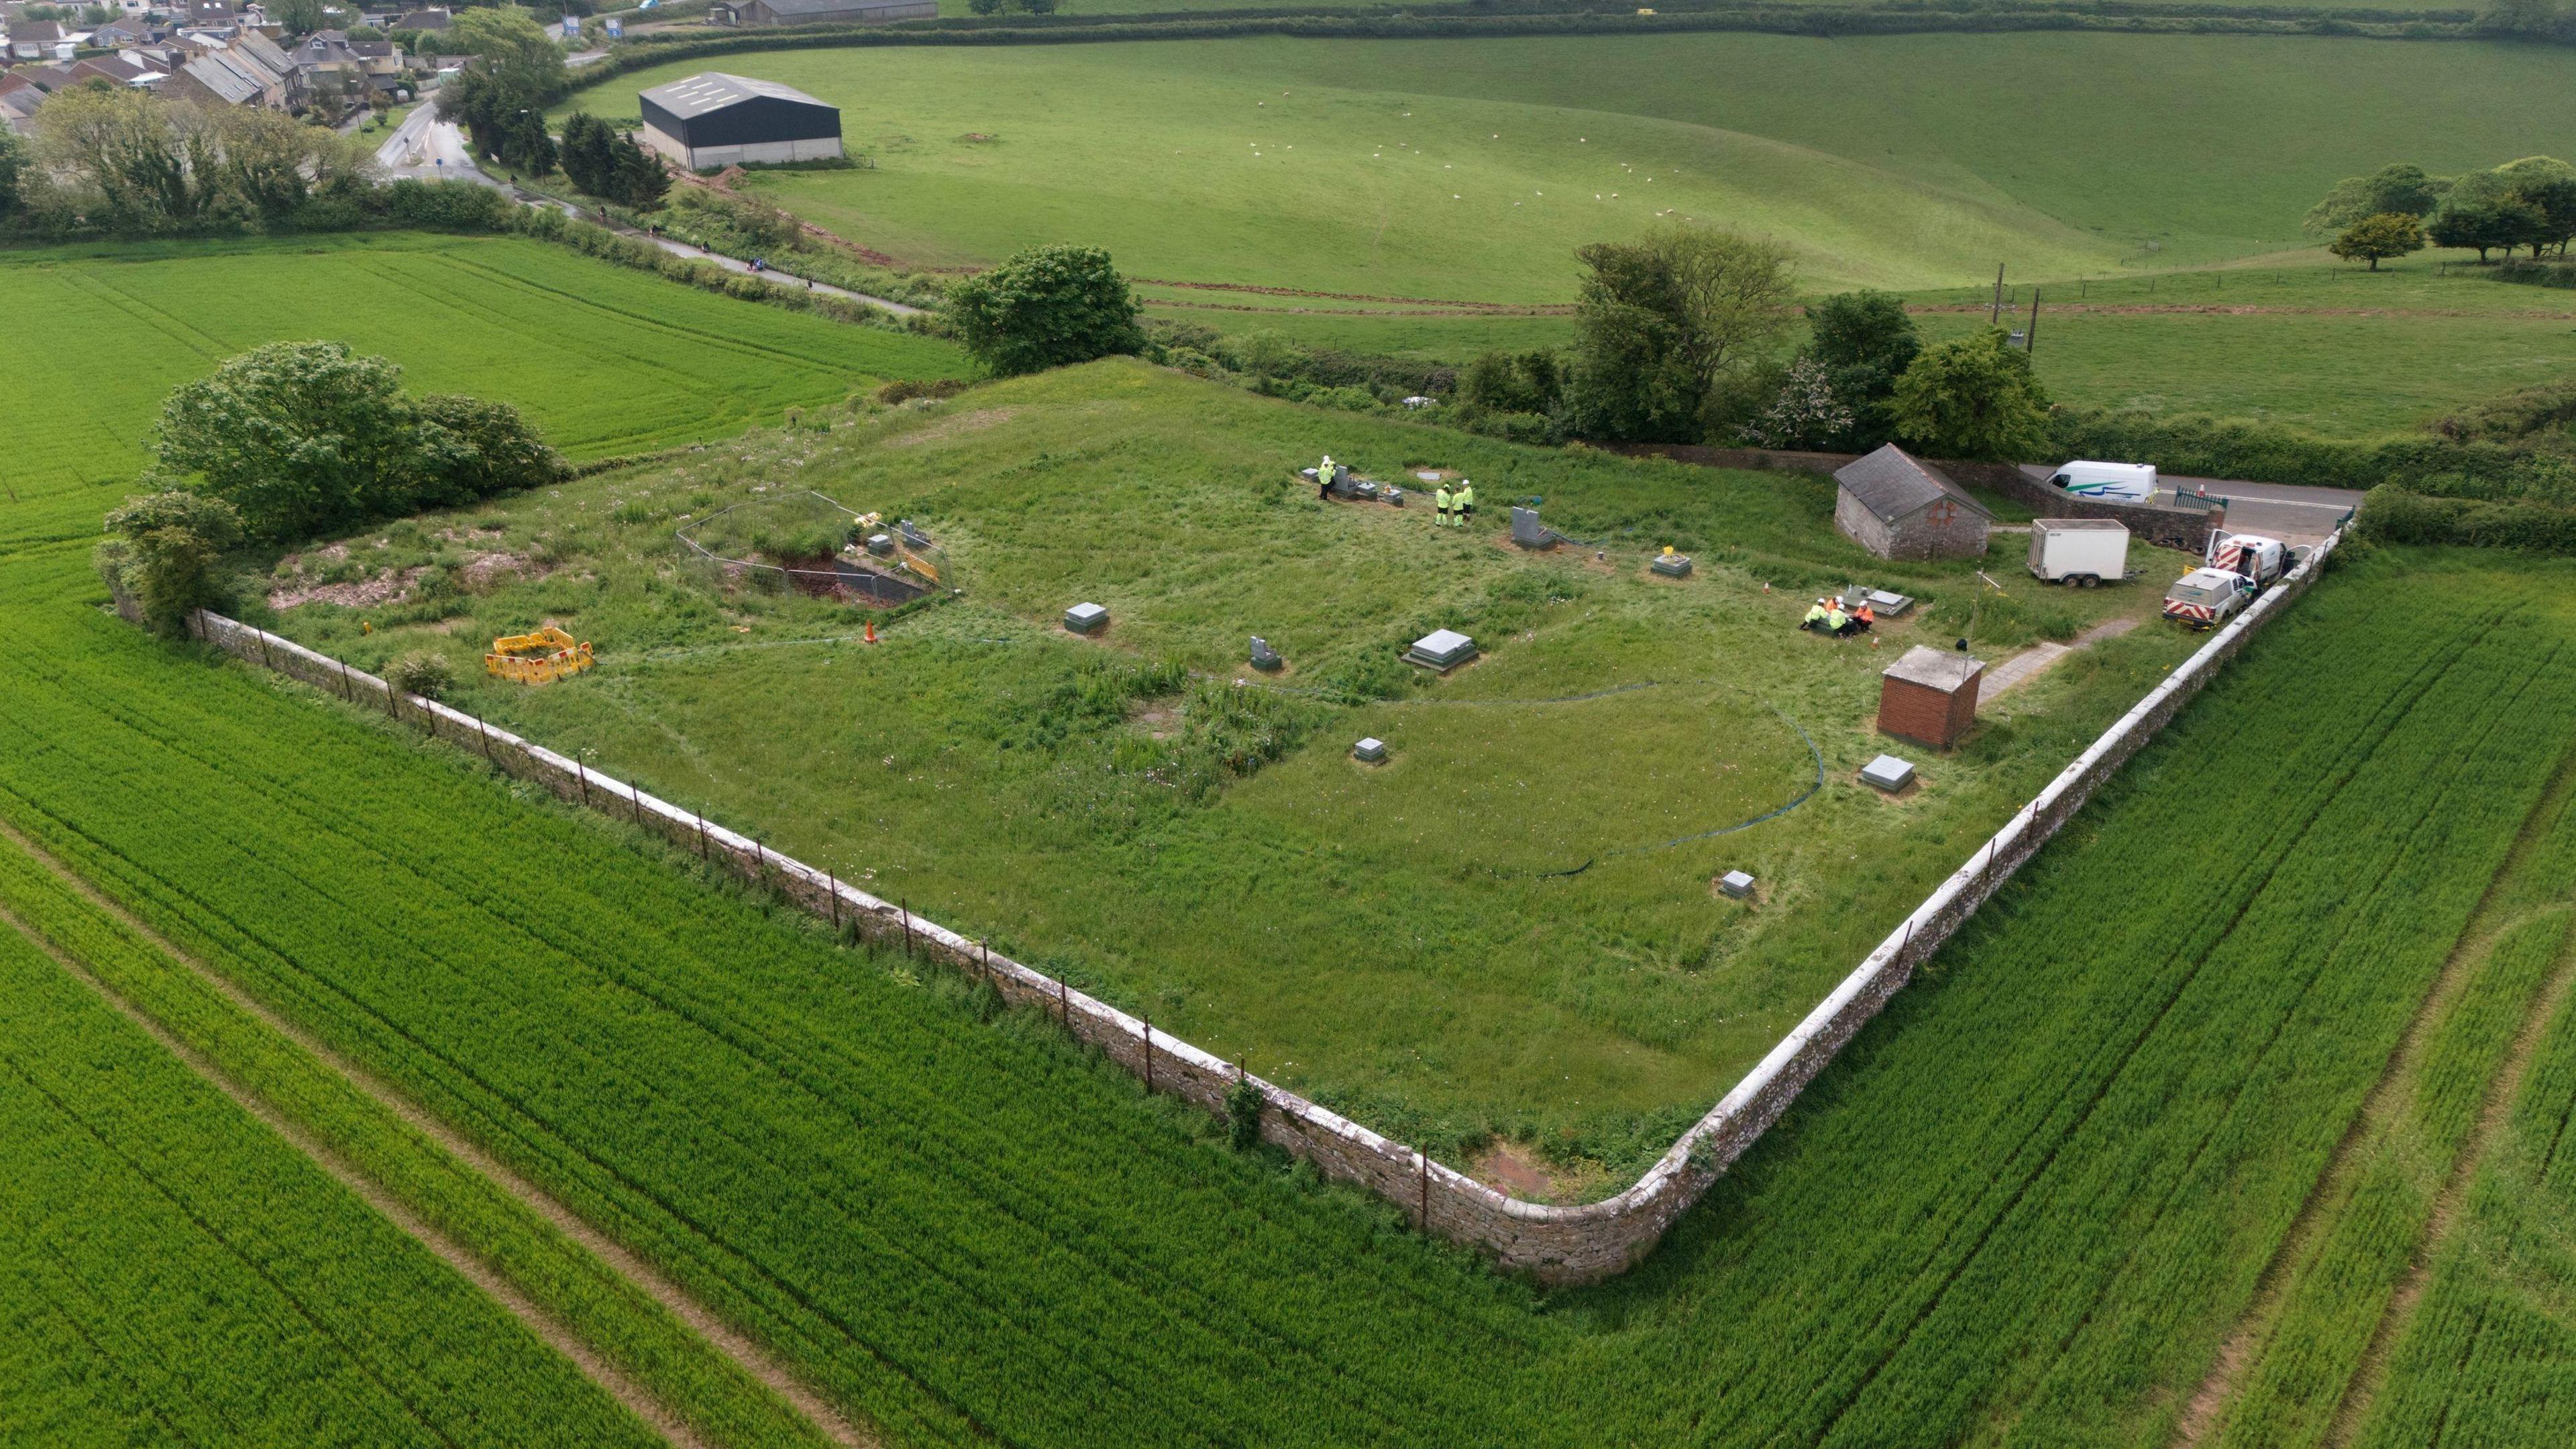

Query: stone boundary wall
[189,535,2332,1283]
[1619,443,2229,555]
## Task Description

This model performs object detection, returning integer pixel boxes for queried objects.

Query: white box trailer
[2027,519,2130,587]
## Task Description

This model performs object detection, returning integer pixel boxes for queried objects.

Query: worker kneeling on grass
[1851,601,1876,632]
[1802,597,1830,631]
[1825,602,1854,636]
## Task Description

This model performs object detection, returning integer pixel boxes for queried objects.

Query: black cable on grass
[1524,701,1826,881]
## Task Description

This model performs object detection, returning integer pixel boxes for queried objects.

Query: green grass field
[247,362,2198,1163]
[10,491,2576,1442]
[569,35,2576,301]
[0,231,964,548]
[0,914,665,1448]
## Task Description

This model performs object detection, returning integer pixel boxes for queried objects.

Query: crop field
[0,232,963,548]
[569,35,2576,303]
[248,361,2201,1165]
[9,441,2576,1448]
[0,910,661,1448]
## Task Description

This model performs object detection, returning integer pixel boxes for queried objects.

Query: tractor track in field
[0,893,719,1449]
[0,818,877,1449]
[2171,718,2576,1449]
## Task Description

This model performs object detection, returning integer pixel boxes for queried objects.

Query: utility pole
[2026,286,2041,358]
[1990,262,2005,326]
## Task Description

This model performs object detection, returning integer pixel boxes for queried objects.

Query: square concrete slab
[1651,553,1693,578]
[1064,602,1109,635]
[1860,753,1917,792]
[1718,869,1756,899]
[1353,737,1387,763]
[1404,629,1477,671]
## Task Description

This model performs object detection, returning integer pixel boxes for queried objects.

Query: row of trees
[559,113,671,207]
[1,85,372,235]
[1451,229,2050,458]
[2306,158,2576,263]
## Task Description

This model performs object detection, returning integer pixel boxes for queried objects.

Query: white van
[2047,460,2159,503]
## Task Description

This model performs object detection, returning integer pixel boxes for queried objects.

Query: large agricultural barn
[638,72,846,170]
[710,0,938,26]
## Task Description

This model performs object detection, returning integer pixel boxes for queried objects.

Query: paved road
[2019,466,2360,547]
[371,107,924,317]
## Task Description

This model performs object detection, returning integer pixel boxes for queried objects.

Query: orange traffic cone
[864,621,877,645]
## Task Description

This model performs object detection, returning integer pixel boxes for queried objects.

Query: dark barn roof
[639,71,839,150]
[1832,444,1992,525]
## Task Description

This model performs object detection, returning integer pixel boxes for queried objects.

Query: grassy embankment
[248,360,2198,1167]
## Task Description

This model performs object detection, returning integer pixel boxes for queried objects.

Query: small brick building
[1833,445,1993,561]
[1878,645,1984,751]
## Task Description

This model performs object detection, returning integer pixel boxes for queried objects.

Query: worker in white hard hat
[1318,455,1339,500]
[1455,479,1475,523]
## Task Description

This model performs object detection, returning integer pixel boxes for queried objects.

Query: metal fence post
[476,715,494,765]
[694,810,709,860]
[575,759,591,807]
[1142,1015,1153,1095]
[1059,976,1069,1026]
[901,898,912,958]
[826,871,840,930]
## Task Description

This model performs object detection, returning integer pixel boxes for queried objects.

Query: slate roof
[1832,444,1993,526]
[639,70,831,119]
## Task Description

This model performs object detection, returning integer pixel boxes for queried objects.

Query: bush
[2050,405,2576,504]
[386,651,458,700]
[95,490,245,636]
[875,377,970,405]
[947,244,1144,376]
[1226,1076,1263,1151]
[2357,484,2576,552]
[383,178,515,231]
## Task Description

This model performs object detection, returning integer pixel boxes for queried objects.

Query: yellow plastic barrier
[485,627,594,684]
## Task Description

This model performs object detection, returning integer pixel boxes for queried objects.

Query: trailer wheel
[2072,574,2099,589]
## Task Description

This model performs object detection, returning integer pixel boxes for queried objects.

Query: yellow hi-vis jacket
[1434,487,1454,513]
[1803,604,1828,625]
[1456,483,1474,509]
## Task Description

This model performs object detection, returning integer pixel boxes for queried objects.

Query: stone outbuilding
[1878,645,1984,751]
[1832,445,1993,561]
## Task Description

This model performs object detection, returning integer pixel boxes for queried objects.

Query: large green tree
[1564,227,1793,443]
[443,9,567,176]
[2302,162,2447,238]
[1890,328,2053,461]
[151,341,563,541]
[947,244,1144,376]
[1792,288,1919,449]
[2330,212,2427,270]
[0,125,28,226]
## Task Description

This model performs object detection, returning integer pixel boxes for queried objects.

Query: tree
[2428,197,2515,260]
[947,244,1144,376]
[557,111,619,197]
[442,10,566,172]
[150,341,564,541]
[967,0,1003,11]
[1890,328,2053,461]
[1742,358,1855,450]
[2330,212,2426,270]
[1796,288,1919,449]
[95,490,244,635]
[269,0,327,34]
[2302,162,2446,237]
[1234,329,1305,384]
[0,125,28,227]
[1458,350,1562,417]
[1563,227,1794,443]
[611,131,670,208]
[1017,0,1060,12]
